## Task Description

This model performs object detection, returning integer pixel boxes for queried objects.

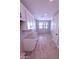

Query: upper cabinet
[26,10,35,21]
[20,3,27,21]
[20,3,35,21]
[20,3,35,30]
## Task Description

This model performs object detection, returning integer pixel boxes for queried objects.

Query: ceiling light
[49,0,54,2]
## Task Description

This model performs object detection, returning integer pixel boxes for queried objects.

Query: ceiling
[21,0,59,20]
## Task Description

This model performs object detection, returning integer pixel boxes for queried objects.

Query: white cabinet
[20,3,26,21]
[20,3,27,30]
[20,3,35,31]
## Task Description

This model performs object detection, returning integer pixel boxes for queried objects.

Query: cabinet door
[20,3,26,21]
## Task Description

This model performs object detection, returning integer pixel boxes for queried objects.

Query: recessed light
[49,0,54,2]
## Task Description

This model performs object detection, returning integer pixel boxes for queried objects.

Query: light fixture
[49,0,54,2]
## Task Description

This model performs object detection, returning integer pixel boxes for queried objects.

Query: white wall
[52,13,59,48]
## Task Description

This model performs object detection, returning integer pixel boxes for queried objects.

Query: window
[39,22,43,29]
[44,22,48,29]
[38,21,48,29]
[27,20,36,30]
